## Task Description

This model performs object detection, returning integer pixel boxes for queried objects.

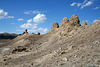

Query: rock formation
[60,17,69,28]
[49,22,59,32]
[22,29,28,34]
[1,15,100,67]
[61,17,69,23]
[81,21,87,26]
[51,22,59,29]
[12,46,27,53]
[50,15,81,35]
[38,32,40,35]
[69,15,80,26]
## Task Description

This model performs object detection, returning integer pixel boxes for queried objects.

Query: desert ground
[0,15,100,67]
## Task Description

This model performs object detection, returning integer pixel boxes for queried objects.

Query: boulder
[69,15,80,26]
[81,21,87,26]
[12,46,27,53]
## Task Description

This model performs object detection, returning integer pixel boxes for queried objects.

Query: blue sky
[0,0,100,34]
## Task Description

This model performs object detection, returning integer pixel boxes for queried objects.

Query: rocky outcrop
[1,15,100,67]
[52,22,59,29]
[61,17,69,23]
[50,15,81,35]
[58,15,81,35]
[60,17,69,28]
[81,21,87,26]
[38,32,40,35]
[49,22,59,33]
[12,46,27,53]
[69,15,80,26]
[22,29,28,34]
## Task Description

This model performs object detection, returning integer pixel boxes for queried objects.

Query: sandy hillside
[0,15,100,67]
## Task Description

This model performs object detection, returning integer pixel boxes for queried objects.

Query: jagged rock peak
[70,15,79,19]
[81,21,87,26]
[69,15,80,26]
[52,22,59,29]
[61,17,69,24]
[60,17,69,28]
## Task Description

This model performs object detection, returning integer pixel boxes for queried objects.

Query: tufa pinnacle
[69,15,80,26]
[60,17,69,28]
[81,21,87,26]
[51,22,59,29]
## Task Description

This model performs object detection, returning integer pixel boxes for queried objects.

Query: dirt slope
[0,15,100,67]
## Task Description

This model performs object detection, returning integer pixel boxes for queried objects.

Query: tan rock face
[60,17,69,28]
[52,22,59,29]
[61,17,69,24]
[49,22,59,32]
[69,15,80,26]
[81,21,87,26]
[58,15,81,35]
[1,15,100,67]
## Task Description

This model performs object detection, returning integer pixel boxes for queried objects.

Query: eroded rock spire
[60,17,69,28]
[81,21,87,26]
[69,15,80,26]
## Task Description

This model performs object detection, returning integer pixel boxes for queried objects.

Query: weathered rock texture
[60,17,69,28]
[49,22,59,32]
[81,21,87,26]
[52,22,59,29]
[69,15,80,26]
[1,15,100,67]
[12,46,27,53]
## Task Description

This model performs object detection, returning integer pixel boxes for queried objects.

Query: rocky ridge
[0,15,100,67]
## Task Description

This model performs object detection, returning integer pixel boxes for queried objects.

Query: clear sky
[0,0,100,34]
